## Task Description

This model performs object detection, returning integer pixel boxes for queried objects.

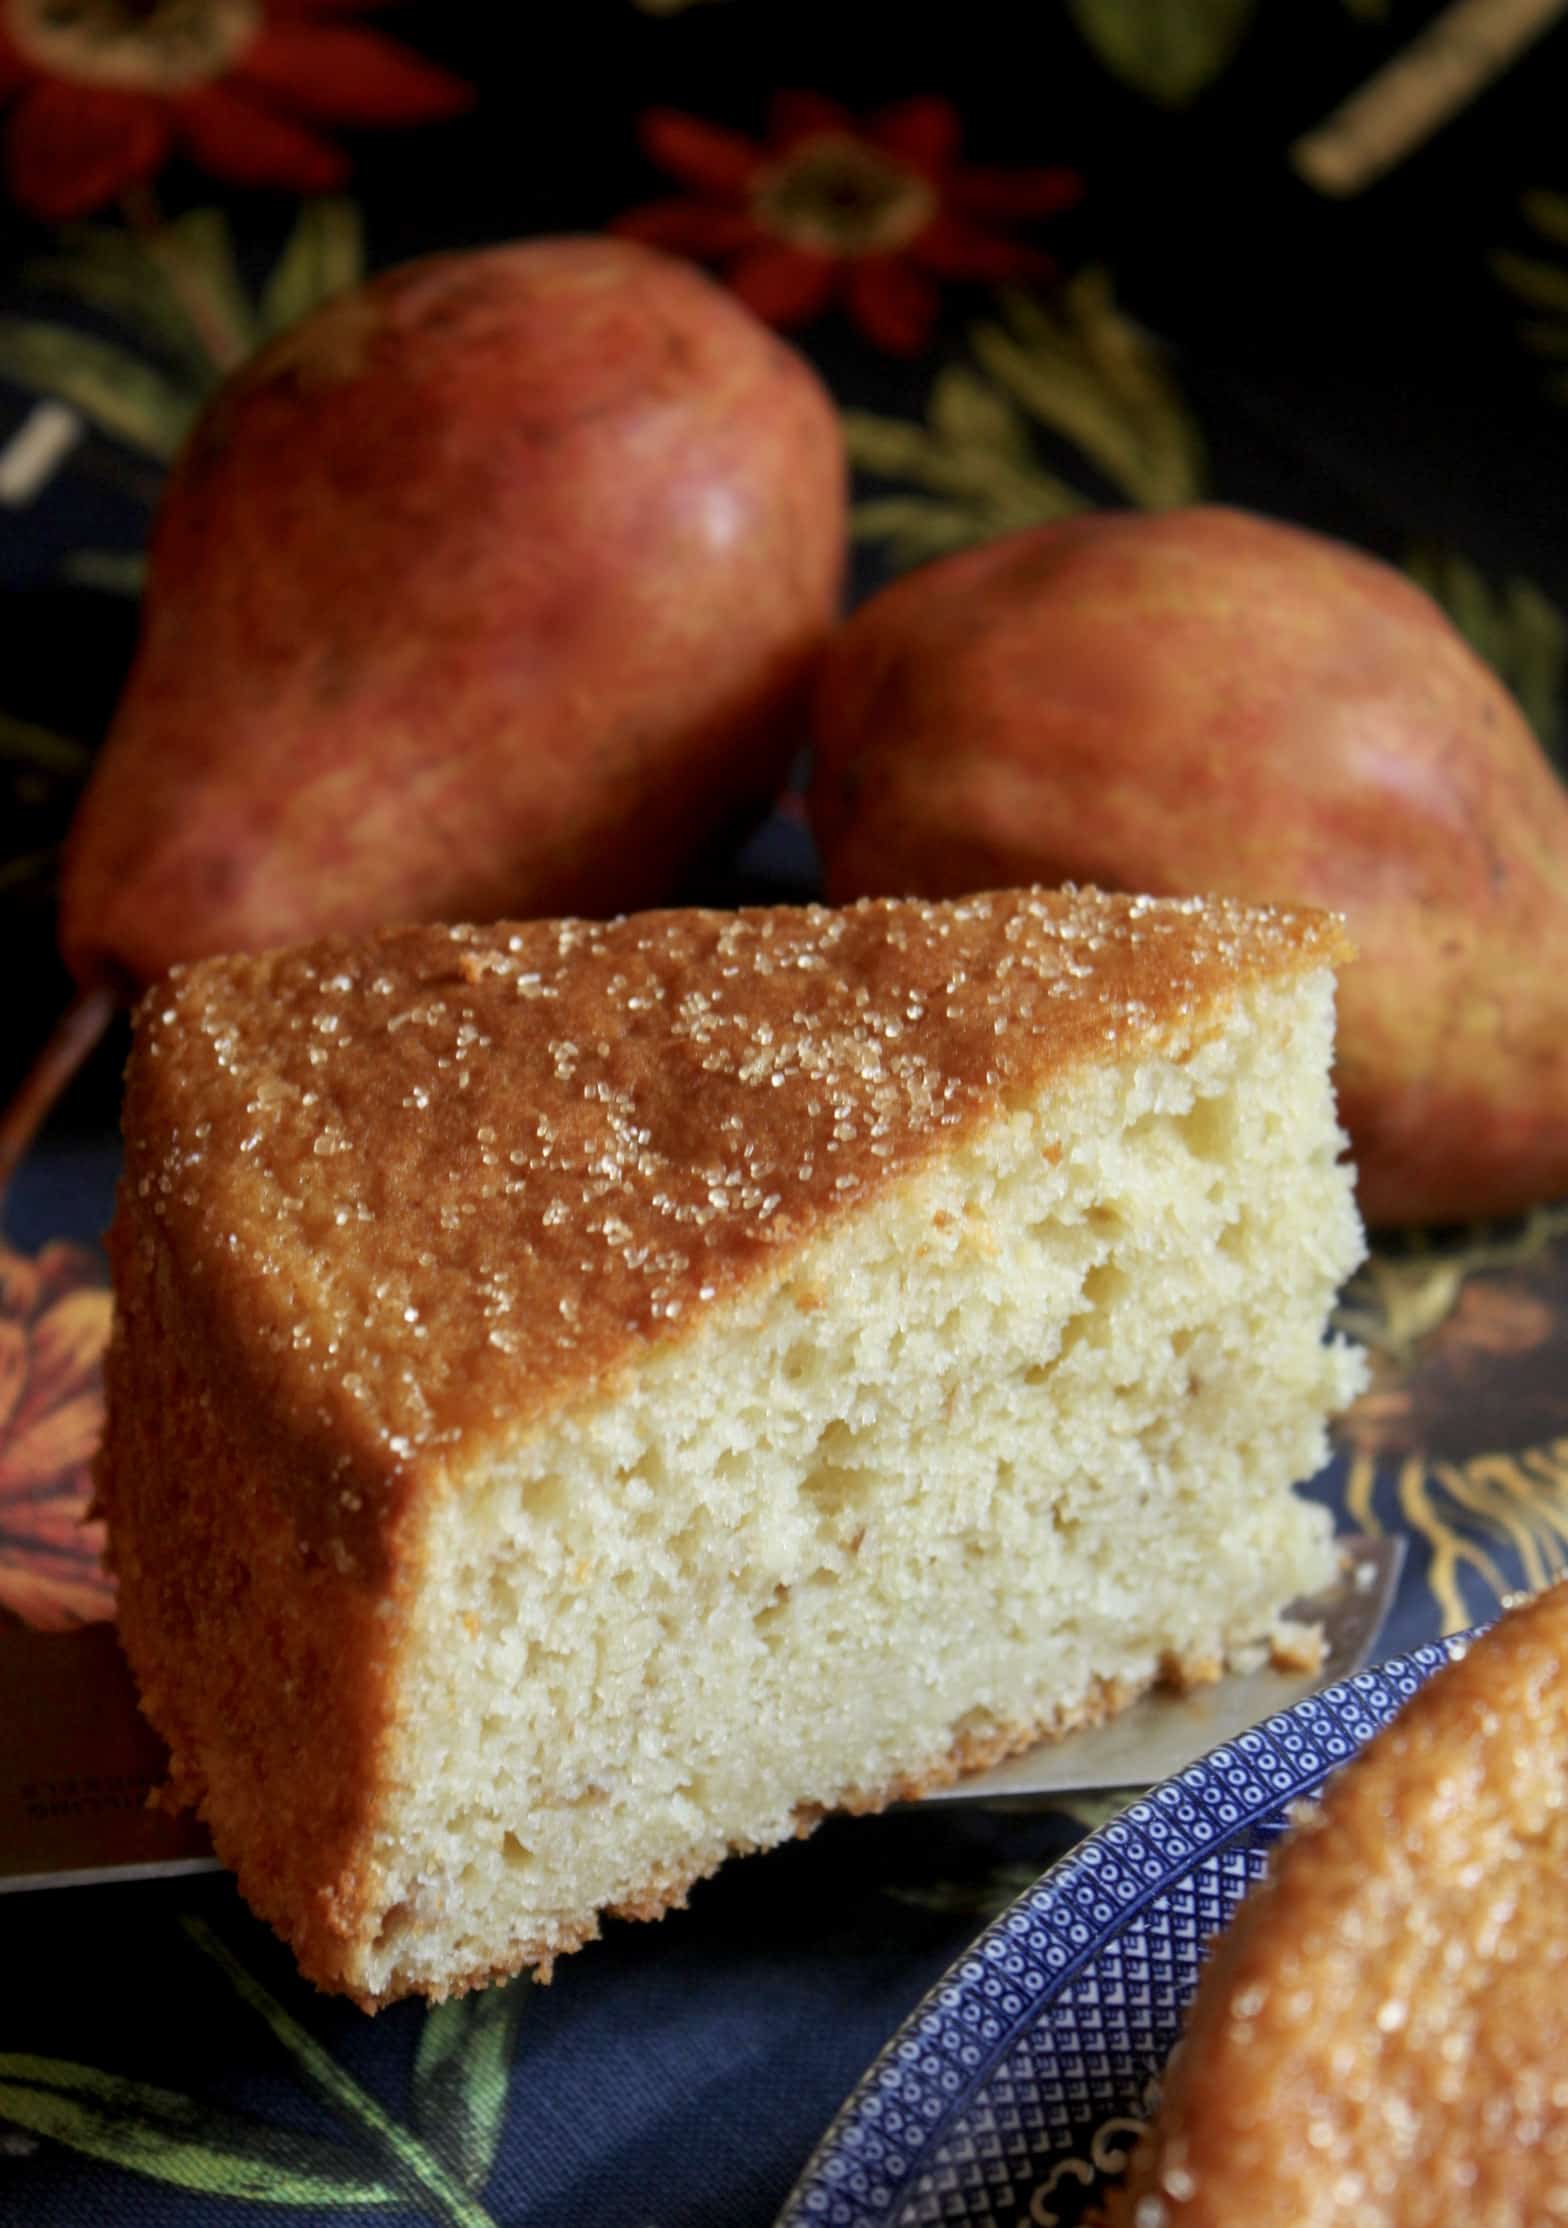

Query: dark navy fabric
[2,4,1567,2220]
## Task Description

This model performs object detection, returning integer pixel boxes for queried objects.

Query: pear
[808,506,1568,1227]
[60,237,845,992]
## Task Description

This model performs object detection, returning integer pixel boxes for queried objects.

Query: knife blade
[0,1535,1402,1891]
[0,1619,213,1892]
[928,1534,1407,1802]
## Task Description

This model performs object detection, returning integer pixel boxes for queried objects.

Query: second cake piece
[101,887,1366,2006]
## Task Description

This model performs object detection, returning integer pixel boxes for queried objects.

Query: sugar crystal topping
[120,887,1342,1480]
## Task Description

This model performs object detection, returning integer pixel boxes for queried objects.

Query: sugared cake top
[118,886,1346,1494]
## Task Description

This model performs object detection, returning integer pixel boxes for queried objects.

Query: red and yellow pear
[809,505,1568,1226]
[60,235,846,991]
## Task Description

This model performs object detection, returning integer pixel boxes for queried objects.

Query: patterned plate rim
[774,1630,1476,2228]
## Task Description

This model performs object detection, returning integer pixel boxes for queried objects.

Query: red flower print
[615,92,1081,356]
[0,1239,113,1630]
[0,0,472,222]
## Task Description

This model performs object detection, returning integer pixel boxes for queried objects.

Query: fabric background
[2,4,1567,2221]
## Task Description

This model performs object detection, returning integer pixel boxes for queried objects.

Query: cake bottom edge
[310,1664,1168,2012]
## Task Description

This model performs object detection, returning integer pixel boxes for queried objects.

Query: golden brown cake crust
[101,1204,409,1995]
[117,887,1345,1580]
[103,885,1346,2006]
[1112,1581,1568,2228]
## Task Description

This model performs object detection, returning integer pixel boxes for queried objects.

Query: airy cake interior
[363,968,1362,2003]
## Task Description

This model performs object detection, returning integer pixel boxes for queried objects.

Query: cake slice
[1112,1580,1568,2227]
[101,887,1366,2008]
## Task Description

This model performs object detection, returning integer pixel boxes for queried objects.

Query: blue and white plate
[777,1633,1471,2228]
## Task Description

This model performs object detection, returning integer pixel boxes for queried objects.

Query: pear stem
[118,184,249,376]
[0,985,117,1222]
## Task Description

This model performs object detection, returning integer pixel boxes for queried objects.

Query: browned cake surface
[1113,1581,1568,2228]
[117,887,1343,1571]
[103,886,1346,1999]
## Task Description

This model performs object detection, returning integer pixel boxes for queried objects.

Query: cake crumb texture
[101,887,1363,2006]
[1113,1580,1568,2228]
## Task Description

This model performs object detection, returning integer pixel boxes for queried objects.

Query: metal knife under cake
[0,1536,1403,1893]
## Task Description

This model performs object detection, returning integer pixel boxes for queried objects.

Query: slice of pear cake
[101,886,1365,2007]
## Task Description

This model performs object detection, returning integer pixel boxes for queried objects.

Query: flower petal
[174,83,349,193]
[612,198,762,257]
[4,81,169,221]
[0,1533,113,1631]
[0,1389,104,1493]
[948,165,1083,221]
[767,91,855,151]
[727,242,837,329]
[31,1240,99,1313]
[0,1323,24,1442]
[867,96,961,173]
[231,24,472,126]
[640,109,759,197]
[843,255,939,355]
[910,212,1056,284]
[4,1492,100,1556]
[0,1247,38,1328]
[11,1287,111,1442]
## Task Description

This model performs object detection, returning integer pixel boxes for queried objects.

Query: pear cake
[101,887,1366,2007]
[1112,1580,1568,2228]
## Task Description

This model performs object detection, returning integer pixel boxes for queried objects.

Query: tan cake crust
[1112,1580,1568,2228]
[102,1215,410,1994]
[113,887,1346,1575]
[101,886,1348,2002]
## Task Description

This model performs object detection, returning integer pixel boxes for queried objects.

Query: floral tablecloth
[2,4,1568,2223]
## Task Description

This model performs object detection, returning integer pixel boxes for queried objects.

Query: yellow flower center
[751,134,936,259]
[7,0,260,92]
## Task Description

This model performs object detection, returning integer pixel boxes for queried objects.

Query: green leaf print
[159,207,261,362]
[1493,250,1568,314]
[1066,0,1258,106]
[60,549,151,597]
[0,1919,527,2222]
[261,200,366,342]
[1493,189,1568,404]
[850,495,1034,564]
[0,2057,398,2206]
[1048,1788,1145,1835]
[925,363,1037,463]
[185,1919,500,2228]
[844,356,1086,560]
[410,1980,529,2191]
[971,275,1205,511]
[849,272,1206,570]
[20,209,259,371]
[883,1859,1047,1919]
[0,711,91,780]
[1520,188,1568,248]
[24,229,218,372]
[1404,545,1567,763]
[0,848,59,898]
[0,200,370,591]
[0,321,194,461]
[0,706,88,901]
